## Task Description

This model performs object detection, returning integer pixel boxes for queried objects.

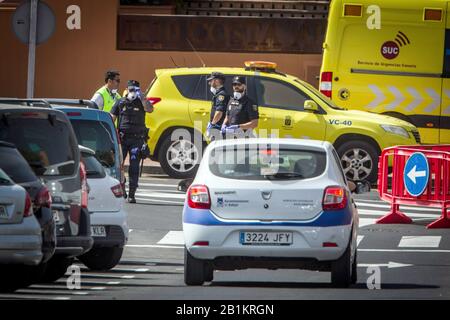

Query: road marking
[90,287,106,291]
[358,248,450,253]
[134,192,185,200]
[134,197,184,205]
[107,281,121,285]
[126,244,184,249]
[121,275,136,279]
[358,261,413,269]
[53,297,71,300]
[356,202,441,213]
[398,236,441,248]
[358,208,440,219]
[158,231,185,245]
[357,235,365,247]
[138,183,178,188]
[359,218,377,227]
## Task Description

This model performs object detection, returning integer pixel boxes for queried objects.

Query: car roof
[0,141,16,148]
[209,138,330,150]
[53,106,112,121]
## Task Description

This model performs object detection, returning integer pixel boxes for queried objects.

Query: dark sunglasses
[113,78,121,83]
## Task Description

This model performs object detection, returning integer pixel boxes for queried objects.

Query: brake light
[24,192,33,217]
[67,112,82,117]
[80,161,88,209]
[187,185,211,209]
[323,186,347,210]
[35,186,52,208]
[111,184,124,198]
[320,71,333,99]
[147,97,161,106]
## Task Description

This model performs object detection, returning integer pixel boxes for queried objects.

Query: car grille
[411,130,421,144]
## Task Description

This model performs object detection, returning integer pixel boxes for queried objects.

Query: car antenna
[170,56,180,68]
[186,38,206,67]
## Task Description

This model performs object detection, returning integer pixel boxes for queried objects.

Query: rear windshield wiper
[264,172,304,180]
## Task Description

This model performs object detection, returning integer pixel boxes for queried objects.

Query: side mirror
[304,100,319,112]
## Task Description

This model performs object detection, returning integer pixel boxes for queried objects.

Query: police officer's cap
[127,80,140,88]
[207,72,226,82]
[232,76,246,85]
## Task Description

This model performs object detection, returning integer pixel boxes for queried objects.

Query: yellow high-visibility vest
[96,85,121,112]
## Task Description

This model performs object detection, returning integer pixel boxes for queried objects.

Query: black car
[0,100,93,281]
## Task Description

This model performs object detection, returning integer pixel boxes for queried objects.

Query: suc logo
[381,31,410,60]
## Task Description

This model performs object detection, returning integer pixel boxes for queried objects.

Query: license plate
[240,232,293,246]
[91,226,107,238]
[0,206,8,219]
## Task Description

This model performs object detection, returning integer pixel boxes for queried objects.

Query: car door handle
[193,108,208,115]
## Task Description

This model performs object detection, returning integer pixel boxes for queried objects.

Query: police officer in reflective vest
[206,72,230,140]
[221,76,259,137]
[91,70,122,112]
[110,80,153,203]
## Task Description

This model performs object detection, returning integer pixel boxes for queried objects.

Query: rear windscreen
[0,169,13,186]
[0,147,37,183]
[70,119,116,168]
[82,153,106,179]
[209,146,327,180]
[0,117,77,176]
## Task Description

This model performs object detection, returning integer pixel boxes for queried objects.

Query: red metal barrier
[377,145,450,229]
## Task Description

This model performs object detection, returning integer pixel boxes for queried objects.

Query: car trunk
[209,180,325,221]
[0,185,26,225]
[87,176,121,213]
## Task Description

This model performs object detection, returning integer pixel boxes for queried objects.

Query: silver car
[0,169,42,266]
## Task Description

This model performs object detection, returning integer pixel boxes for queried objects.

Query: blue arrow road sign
[404,152,429,197]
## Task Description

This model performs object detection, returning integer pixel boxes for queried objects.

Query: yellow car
[145,61,420,182]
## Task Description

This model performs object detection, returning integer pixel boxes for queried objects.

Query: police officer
[110,80,153,203]
[206,72,230,139]
[91,70,122,112]
[221,76,259,136]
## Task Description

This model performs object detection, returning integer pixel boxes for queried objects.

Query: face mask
[234,91,243,100]
[127,92,137,101]
[111,89,118,95]
[210,87,217,95]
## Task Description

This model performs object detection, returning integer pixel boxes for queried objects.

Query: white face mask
[111,89,118,95]
[210,87,217,95]
[234,91,243,100]
[127,92,138,101]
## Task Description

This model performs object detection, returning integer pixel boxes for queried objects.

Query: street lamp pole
[26,0,38,98]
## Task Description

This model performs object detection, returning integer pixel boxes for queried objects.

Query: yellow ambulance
[320,0,450,144]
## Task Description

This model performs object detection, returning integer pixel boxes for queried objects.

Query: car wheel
[204,263,214,282]
[184,247,205,286]
[336,140,379,183]
[78,247,123,271]
[158,131,202,179]
[331,241,354,288]
[41,256,74,283]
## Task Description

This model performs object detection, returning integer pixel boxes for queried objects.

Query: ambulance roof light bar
[244,61,286,76]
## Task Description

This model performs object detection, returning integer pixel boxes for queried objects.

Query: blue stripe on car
[183,206,353,227]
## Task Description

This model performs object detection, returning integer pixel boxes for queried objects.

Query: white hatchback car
[183,138,369,287]
[77,146,128,271]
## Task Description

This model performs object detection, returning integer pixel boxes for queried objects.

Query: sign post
[26,0,38,98]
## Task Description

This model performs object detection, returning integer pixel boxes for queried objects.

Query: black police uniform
[111,96,148,197]
[226,95,259,128]
[210,87,229,126]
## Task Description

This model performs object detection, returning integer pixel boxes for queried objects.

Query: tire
[336,140,379,183]
[158,130,203,179]
[41,256,74,283]
[184,248,205,286]
[331,241,355,288]
[351,250,358,284]
[78,247,123,271]
[204,263,214,282]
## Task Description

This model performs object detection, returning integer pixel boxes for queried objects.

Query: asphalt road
[1,174,450,300]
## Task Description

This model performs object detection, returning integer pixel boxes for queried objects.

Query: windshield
[0,116,77,177]
[209,145,327,180]
[294,79,346,111]
[0,169,13,185]
[0,147,37,183]
[70,119,116,168]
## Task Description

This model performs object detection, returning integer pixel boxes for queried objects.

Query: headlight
[380,125,410,138]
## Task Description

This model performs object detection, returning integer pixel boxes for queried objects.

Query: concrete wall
[0,0,323,99]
